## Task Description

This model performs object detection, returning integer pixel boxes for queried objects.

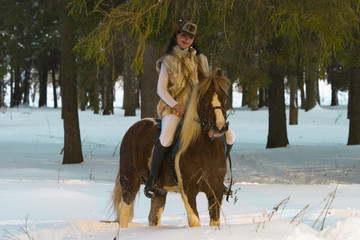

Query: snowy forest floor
[1,106,359,240]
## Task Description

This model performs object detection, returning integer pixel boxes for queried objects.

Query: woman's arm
[157,63,178,108]
[157,63,186,116]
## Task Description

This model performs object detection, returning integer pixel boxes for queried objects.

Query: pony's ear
[198,69,206,82]
[216,68,222,76]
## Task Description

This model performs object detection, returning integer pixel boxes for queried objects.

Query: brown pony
[112,71,231,228]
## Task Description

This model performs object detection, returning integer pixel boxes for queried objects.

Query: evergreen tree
[54,0,360,148]
[60,0,83,164]
[347,34,360,145]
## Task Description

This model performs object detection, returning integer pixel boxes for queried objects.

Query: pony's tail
[111,172,123,222]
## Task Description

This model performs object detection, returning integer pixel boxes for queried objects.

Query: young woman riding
[144,20,236,198]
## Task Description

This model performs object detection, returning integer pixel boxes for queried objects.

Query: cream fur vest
[156,46,209,118]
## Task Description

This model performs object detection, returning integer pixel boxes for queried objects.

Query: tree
[139,44,160,118]
[60,1,83,164]
[123,59,138,116]
[266,40,289,148]
[68,0,359,148]
[288,75,298,125]
[347,39,360,145]
[0,51,5,107]
[38,50,48,107]
[304,63,319,111]
[326,56,348,106]
[102,52,115,115]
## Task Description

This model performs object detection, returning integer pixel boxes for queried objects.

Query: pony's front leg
[148,193,167,226]
[205,188,223,226]
[180,188,201,227]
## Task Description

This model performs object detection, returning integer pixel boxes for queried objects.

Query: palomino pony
[112,71,231,228]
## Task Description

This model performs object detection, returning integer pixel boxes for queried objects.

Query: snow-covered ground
[1,80,359,239]
[1,102,359,239]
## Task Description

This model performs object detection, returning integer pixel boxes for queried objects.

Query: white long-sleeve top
[157,62,178,108]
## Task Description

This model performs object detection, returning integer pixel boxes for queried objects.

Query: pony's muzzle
[216,121,228,132]
[211,121,228,136]
[216,121,225,131]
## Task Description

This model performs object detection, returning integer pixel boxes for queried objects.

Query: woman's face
[176,32,195,49]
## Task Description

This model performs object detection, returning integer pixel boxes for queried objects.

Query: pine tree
[60,0,83,164]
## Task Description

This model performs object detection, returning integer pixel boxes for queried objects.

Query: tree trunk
[140,44,159,119]
[60,2,83,164]
[298,72,306,109]
[90,78,100,114]
[316,78,320,106]
[242,87,248,107]
[250,35,260,111]
[11,61,22,107]
[23,67,31,105]
[266,62,289,148]
[123,62,138,116]
[0,75,4,107]
[10,68,13,106]
[305,64,318,111]
[248,83,258,111]
[135,82,140,109]
[38,57,48,107]
[78,84,87,111]
[330,87,338,106]
[258,88,267,108]
[52,68,58,108]
[102,53,114,115]
[347,64,360,145]
[289,75,298,125]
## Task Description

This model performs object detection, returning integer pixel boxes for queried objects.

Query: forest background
[1,0,360,165]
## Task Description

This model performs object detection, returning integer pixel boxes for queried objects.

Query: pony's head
[179,70,231,153]
[197,70,231,139]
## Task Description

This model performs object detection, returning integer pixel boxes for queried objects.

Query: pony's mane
[177,71,231,156]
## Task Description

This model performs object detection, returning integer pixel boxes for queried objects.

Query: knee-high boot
[223,144,233,195]
[144,141,171,198]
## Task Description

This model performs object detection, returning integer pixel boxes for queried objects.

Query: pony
[112,70,231,228]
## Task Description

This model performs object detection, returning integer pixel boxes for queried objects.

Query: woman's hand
[173,104,186,117]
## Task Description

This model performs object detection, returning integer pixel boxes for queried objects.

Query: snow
[1,85,360,239]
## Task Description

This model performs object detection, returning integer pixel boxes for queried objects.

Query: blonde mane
[177,71,231,157]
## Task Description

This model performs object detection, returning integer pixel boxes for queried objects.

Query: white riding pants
[159,114,236,147]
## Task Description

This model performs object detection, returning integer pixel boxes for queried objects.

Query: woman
[144,20,235,198]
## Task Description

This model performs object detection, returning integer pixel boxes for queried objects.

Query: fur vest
[156,46,209,118]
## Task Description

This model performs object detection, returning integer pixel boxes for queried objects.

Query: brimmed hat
[172,20,203,40]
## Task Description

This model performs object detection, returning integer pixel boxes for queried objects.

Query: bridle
[197,97,228,131]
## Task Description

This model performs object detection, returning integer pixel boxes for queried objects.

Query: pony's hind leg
[118,199,134,228]
[148,193,167,226]
[118,175,141,228]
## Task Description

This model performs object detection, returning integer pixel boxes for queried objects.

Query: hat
[172,20,202,39]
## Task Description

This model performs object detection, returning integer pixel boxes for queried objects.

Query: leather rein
[196,98,233,202]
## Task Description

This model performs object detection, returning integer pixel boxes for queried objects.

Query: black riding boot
[223,144,233,196]
[144,141,171,198]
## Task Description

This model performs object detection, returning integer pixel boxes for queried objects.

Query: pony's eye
[202,98,208,104]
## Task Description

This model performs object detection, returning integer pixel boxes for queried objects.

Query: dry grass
[256,196,290,232]
[4,215,34,240]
